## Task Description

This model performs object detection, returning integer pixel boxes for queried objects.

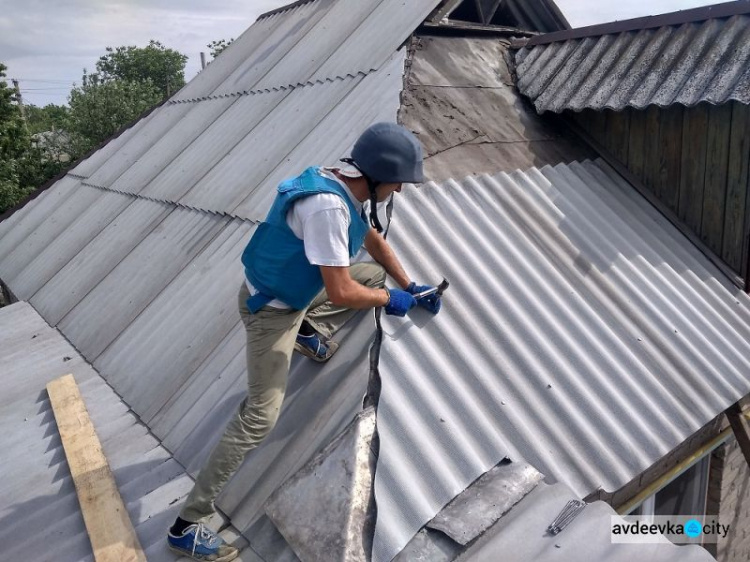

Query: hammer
[412,278,450,300]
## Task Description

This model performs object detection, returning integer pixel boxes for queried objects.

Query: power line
[14,78,76,84]
[20,87,71,91]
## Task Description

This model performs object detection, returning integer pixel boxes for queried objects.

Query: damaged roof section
[400,35,593,182]
[515,2,750,113]
[427,0,569,32]
[373,157,750,560]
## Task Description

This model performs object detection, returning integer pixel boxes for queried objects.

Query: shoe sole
[294,339,339,362]
[167,544,240,562]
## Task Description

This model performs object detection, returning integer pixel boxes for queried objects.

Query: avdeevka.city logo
[610,515,729,544]
[684,519,703,538]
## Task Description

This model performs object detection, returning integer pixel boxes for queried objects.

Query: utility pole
[200,52,207,70]
[11,79,27,124]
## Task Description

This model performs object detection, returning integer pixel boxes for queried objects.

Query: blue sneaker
[294,332,339,362]
[167,523,239,561]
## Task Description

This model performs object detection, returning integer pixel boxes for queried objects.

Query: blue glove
[406,282,442,315]
[384,288,417,317]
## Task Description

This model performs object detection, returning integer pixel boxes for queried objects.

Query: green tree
[0,63,35,214]
[66,76,162,155]
[26,103,70,135]
[95,40,188,99]
[208,38,234,59]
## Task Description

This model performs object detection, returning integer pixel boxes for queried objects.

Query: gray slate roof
[0,1,442,560]
[373,158,750,561]
[0,301,255,562]
[515,9,750,113]
[3,2,750,561]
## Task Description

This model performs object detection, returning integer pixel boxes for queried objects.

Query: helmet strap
[341,158,384,233]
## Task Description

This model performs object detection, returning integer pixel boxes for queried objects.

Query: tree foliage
[67,76,162,155]
[95,40,188,99]
[26,103,69,135]
[208,38,234,60]
[0,63,37,213]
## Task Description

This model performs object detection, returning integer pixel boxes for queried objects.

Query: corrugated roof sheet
[372,158,750,561]
[515,13,750,113]
[172,0,438,101]
[462,481,715,561]
[0,1,425,558]
[0,301,255,562]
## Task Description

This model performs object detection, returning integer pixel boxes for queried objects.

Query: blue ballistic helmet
[350,122,424,184]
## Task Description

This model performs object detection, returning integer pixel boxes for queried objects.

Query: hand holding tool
[407,279,449,314]
[384,288,417,317]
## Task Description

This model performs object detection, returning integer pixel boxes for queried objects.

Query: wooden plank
[701,103,732,256]
[679,103,709,231]
[643,105,661,193]
[723,102,750,274]
[47,374,146,562]
[726,402,750,469]
[628,107,648,186]
[657,104,684,214]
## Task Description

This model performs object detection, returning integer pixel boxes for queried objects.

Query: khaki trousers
[179,262,386,522]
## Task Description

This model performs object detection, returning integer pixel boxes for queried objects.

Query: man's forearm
[365,231,410,289]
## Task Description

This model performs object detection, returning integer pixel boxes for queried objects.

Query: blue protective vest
[242,167,370,312]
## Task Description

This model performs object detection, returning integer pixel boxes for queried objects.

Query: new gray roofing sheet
[172,0,438,101]
[30,197,174,325]
[0,301,253,562]
[515,14,750,113]
[462,481,715,562]
[95,218,253,418]
[234,49,406,221]
[58,208,230,361]
[372,158,750,562]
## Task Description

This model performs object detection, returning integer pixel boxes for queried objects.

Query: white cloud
[2,0,288,106]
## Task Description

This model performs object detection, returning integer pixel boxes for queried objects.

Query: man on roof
[167,122,442,561]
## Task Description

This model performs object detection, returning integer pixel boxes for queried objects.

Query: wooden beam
[427,0,464,23]
[47,374,146,562]
[726,402,750,469]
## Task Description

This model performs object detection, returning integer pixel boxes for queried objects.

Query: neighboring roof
[400,35,594,182]
[462,481,716,561]
[515,2,750,113]
[373,157,750,561]
[0,301,254,562]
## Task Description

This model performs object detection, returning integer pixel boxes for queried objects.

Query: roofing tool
[547,500,587,535]
[413,278,450,300]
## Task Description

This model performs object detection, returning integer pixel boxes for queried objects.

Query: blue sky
[1,0,719,107]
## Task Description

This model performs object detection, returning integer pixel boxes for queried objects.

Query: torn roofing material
[373,158,750,561]
[400,35,594,183]
[0,301,252,562]
[462,481,716,561]
[515,9,750,113]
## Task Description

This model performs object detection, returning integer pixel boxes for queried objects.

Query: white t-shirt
[247,168,365,309]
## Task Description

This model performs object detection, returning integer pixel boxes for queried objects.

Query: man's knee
[238,397,282,443]
[351,262,386,289]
